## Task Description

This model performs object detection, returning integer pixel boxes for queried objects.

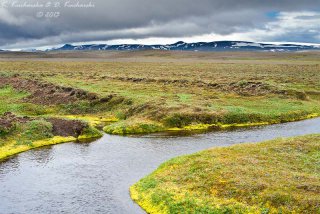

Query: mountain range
[50,41,320,52]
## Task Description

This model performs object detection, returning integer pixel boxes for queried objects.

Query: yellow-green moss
[103,119,165,135]
[167,113,319,132]
[131,134,320,213]
[0,136,76,160]
[167,124,216,131]
[130,185,169,214]
[130,184,261,214]
[102,113,319,135]
[53,115,119,127]
[78,126,103,140]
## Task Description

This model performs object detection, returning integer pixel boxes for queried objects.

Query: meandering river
[1,118,320,214]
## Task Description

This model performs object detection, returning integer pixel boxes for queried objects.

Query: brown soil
[46,118,87,137]
[0,112,87,137]
[0,76,99,105]
[100,75,308,98]
[0,112,31,131]
[102,75,274,96]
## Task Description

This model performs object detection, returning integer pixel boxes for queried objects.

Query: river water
[0,118,320,214]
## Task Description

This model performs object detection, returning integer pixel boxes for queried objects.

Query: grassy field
[131,134,320,214]
[0,51,319,136]
[0,51,319,159]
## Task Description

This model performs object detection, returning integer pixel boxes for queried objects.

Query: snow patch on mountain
[50,41,320,52]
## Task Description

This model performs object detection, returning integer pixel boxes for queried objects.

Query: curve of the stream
[1,118,320,214]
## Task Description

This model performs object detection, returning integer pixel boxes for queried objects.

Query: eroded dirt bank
[0,76,100,105]
[0,112,88,138]
[0,76,106,160]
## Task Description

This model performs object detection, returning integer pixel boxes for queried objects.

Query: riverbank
[0,128,102,161]
[0,136,76,160]
[103,112,319,135]
[131,134,320,213]
[0,112,103,161]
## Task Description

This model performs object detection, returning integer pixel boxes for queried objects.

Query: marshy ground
[0,50,319,155]
[0,50,319,213]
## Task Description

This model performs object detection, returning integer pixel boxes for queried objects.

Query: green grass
[177,94,193,103]
[0,86,29,115]
[15,120,53,145]
[131,134,320,214]
[0,86,54,116]
[0,117,55,147]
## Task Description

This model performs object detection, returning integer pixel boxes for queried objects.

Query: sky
[0,0,320,49]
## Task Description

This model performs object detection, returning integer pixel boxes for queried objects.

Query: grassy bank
[0,136,76,160]
[0,86,103,160]
[0,125,103,160]
[0,116,102,160]
[131,134,320,214]
[102,111,320,135]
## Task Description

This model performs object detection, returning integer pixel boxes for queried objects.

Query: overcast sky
[0,0,320,49]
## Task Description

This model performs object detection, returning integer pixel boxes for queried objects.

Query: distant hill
[50,41,320,52]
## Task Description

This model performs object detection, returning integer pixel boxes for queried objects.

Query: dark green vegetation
[131,134,320,214]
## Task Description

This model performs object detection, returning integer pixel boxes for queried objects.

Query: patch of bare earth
[46,118,87,137]
[102,75,278,96]
[0,112,31,131]
[0,76,99,105]
[0,112,87,138]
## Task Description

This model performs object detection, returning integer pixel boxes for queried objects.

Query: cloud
[0,8,25,25]
[0,0,320,49]
[235,11,320,43]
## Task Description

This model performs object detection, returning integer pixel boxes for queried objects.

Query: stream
[1,118,320,214]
